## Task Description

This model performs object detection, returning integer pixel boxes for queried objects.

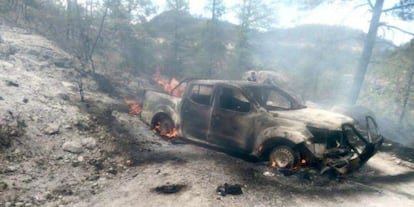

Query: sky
[154,0,414,45]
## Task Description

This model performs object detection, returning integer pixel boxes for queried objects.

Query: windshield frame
[243,85,306,111]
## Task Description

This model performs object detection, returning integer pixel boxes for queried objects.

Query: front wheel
[269,145,298,170]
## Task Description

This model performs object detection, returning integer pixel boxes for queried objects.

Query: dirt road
[72,118,414,207]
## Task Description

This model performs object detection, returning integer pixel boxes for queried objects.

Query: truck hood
[270,108,354,130]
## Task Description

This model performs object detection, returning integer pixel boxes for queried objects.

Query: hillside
[147,11,396,103]
[0,24,154,207]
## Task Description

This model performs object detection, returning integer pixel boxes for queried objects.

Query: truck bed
[140,90,182,127]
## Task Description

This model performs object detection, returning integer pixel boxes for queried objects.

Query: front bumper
[322,136,383,175]
[321,116,384,175]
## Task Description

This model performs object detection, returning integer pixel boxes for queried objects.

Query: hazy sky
[154,0,414,45]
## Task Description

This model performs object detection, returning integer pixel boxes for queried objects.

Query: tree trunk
[172,11,179,75]
[349,0,384,104]
[66,0,73,40]
[207,0,217,78]
[88,6,108,74]
[399,65,414,126]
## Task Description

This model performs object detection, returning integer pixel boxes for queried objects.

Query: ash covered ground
[1,25,414,207]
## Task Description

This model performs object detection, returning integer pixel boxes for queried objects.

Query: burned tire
[269,145,298,169]
[152,114,177,138]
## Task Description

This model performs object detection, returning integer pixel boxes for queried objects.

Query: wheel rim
[270,147,295,169]
[153,116,177,138]
[158,118,173,135]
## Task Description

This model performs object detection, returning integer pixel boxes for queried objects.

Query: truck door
[209,86,255,151]
[181,84,214,140]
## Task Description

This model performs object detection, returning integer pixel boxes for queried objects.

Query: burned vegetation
[0,111,26,151]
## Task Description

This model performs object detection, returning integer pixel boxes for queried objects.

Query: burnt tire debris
[154,184,187,194]
[216,183,243,196]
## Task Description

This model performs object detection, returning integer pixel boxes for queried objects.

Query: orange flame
[152,122,161,133]
[124,98,141,116]
[271,161,277,168]
[152,122,178,139]
[152,67,185,97]
[164,127,178,138]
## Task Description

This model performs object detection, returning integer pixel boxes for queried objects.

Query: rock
[107,167,118,175]
[125,159,132,166]
[86,174,100,181]
[72,161,80,167]
[62,124,72,129]
[43,123,60,135]
[62,141,83,154]
[5,202,12,207]
[263,171,275,177]
[81,137,97,149]
[6,80,19,87]
[2,45,18,58]
[77,156,84,162]
[59,94,70,101]
[75,121,90,131]
[54,58,73,68]
[0,181,8,191]
[15,202,24,207]
[52,185,73,196]
[4,166,17,173]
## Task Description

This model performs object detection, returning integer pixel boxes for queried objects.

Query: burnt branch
[88,5,109,74]
[370,60,409,68]
[354,2,370,10]
[78,75,85,102]
[367,0,375,10]
[379,23,414,36]
[382,3,414,12]
[0,109,26,150]
[74,63,86,102]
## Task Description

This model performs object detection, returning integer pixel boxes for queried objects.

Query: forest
[0,0,414,206]
[1,0,413,144]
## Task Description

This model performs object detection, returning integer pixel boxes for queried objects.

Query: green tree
[203,0,226,77]
[234,0,278,73]
[349,0,385,104]
[349,0,414,104]
[361,41,414,132]
[102,0,157,74]
[269,1,414,105]
[163,0,189,76]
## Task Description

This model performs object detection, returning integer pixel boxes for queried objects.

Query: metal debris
[154,184,186,194]
[216,183,243,196]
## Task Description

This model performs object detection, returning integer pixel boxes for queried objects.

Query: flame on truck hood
[152,68,185,97]
[270,108,354,131]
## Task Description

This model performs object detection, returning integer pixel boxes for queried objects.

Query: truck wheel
[269,145,298,169]
[152,115,177,139]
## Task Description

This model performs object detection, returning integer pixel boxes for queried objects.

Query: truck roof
[190,80,267,88]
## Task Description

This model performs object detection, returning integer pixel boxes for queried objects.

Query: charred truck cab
[140,80,383,175]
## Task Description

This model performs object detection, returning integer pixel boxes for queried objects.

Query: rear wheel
[269,145,298,169]
[152,114,177,139]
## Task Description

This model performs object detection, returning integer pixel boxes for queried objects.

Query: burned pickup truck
[140,80,383,175]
